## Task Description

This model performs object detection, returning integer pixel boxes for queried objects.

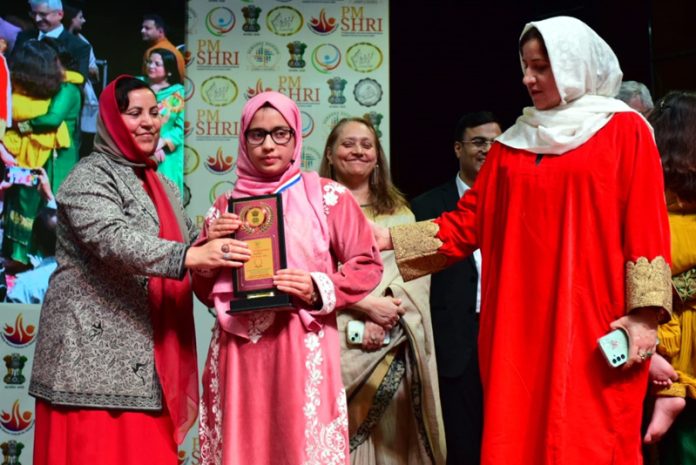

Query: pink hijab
[212,91,331,339]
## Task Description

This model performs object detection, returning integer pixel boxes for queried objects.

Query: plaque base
[227,292,293,314]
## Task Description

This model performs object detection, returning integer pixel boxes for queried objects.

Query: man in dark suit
[11,0,90,80]
[411,111,501,465]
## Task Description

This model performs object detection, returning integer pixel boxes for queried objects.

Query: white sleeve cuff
[310,271,336,315]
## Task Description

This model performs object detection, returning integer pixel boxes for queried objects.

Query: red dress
[434,112,670,465]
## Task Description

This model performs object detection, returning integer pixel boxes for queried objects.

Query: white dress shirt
[455,174,482,313]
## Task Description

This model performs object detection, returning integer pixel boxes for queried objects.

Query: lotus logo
[1,314,36,348]
[206,7,236,37]
[245,79,273,100]
[205,148,235,175]
[308,9,337,35]
[0,401,34,434]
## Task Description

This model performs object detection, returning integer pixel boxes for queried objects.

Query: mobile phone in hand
[346,320,391,345]
[4,167,41,187]
[598,328,629,367]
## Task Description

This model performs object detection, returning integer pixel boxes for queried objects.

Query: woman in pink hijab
[192,91,383,465]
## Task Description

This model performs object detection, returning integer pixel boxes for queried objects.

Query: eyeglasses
[461,137,496,149]
[28,9,56,20]
[245,127,295,146]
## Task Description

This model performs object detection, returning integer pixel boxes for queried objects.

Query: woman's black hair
[114,77,155,113]
[149,48,182,85]
[519,26,549,56]
[10,40,62,99]
[649,91,696,203]
[41,36,79,73]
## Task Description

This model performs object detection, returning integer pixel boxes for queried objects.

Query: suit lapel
[108,157,160,224]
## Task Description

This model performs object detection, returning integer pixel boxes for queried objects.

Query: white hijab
[497,16,639,155]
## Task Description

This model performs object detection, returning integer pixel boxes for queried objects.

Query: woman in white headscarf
[375,16,671,465]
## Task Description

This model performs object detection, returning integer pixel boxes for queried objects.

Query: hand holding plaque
[228,193,292,313]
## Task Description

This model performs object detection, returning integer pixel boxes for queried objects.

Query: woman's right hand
[185,238,250,271]
[207,212,243,240]
[371,221,393,251]
[362,320,386,351]
[361,295,404,330]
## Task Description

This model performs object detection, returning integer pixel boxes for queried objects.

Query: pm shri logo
[1,314,36,349]
[201,76,239,107]
[0,400,33,435]
[206,7,236,37]
[346,42,383,73]
[205,148,236,175]
[354,78,382,107]
[266,6,303,36]
[308,9,337,35]
[3,354,27,386]
[311,44,341,74]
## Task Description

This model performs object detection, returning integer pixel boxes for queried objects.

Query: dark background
[390,0,696,199]
[3,0,694,200]
[2,0,186,82]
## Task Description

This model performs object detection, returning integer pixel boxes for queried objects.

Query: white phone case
[346,320,391,345]
[598,328,629,367]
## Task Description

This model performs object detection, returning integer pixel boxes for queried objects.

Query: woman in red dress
[378,16,670,465]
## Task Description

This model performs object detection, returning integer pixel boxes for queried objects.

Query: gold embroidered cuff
[391,221,446,282]
[626,256,672,322]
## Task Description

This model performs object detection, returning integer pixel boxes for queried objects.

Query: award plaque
[227,193,292,313]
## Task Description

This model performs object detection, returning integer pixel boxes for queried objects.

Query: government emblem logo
[327,77,347,105]
[266,6,303,36]
[308,9,337,35]
[241,5,262,32]
[364,111,384,138]
[287,41,307,69]
[346,42,383,73]
[206,7,236,37]
[0,440,24,464]
[0,401,33,435]
[201,76,239,107]
[354,78,382,107]
[1,314,36,348]
[3,354,27,386]
[311,44,341,74]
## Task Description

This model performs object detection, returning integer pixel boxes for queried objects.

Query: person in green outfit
[32,37,83,194]
[143,48,185,198]
[0,40,69,273]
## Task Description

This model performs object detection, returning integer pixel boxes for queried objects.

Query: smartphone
[346,320,391,345]
[598,328,629,367]
[4,167,41,187]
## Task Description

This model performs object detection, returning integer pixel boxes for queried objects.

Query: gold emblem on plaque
[240,205,273,234]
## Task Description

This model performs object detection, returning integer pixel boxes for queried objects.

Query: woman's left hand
[610,307,660,369]
[273,268,318,307]
[208,212,242,240]
[362,320,386,351]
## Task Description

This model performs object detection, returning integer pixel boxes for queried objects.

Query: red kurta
[435,112,670,465]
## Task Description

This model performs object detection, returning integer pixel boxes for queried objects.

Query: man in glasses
[411,111,501,465]
[12,0,90,80]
